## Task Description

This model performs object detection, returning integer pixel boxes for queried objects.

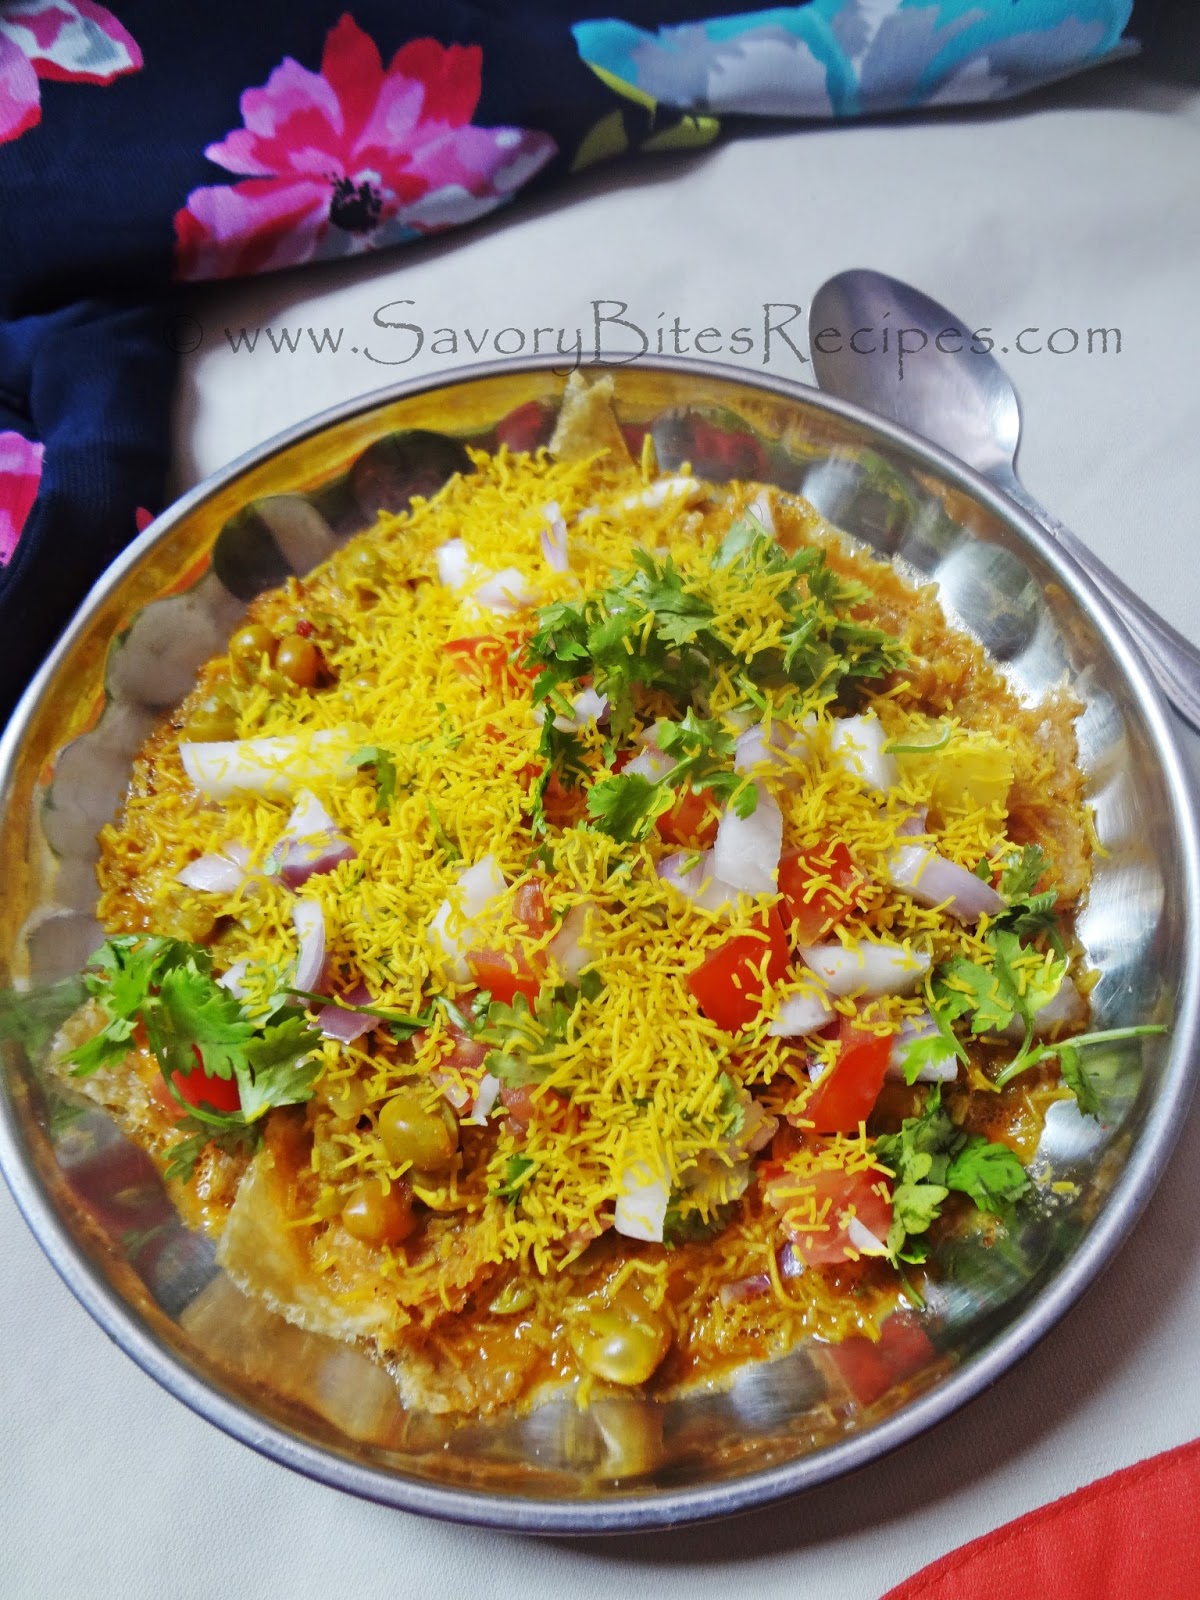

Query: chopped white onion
[656,850,739,915]
[469,1072,502,1126]
[284,789,337,839]
[217,960,251,1000]
[427,854,508,980]
[533,686,609,733]
[436,538,476,590]
[845,1217,889,1256]
[540,502,570,572]
[613,1160,670,1243]
[886,1013,959,1083]
[549,903,596,979]
[472,567,538,615]
[886,844,1006,923]
[292,898,327,994]
[618,476,702,514]
[624,744,673,781]
[712,784,782,895]
[799,940,931,997]
[175,850,249,894]
[830,712,898,794]
[433,1071,471,1111]
[180,729,356,800]
[767,989,837,1038]
[1003,975,1087,1041]
[733,716,817,784]
[748,491,776,534]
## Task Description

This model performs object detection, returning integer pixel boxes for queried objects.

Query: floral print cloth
[0,0,140,144]
[0,0,1156,715]
[174,15,557,280]
[0,430,42,564]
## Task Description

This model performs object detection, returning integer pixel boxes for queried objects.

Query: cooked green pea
[378,1091,457,1172]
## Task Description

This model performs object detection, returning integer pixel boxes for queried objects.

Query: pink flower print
[0,1,142,144]
[0,432,44,566]
[173,13,558,282]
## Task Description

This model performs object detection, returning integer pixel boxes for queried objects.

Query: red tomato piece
[767,1164,893,1266]
[495,401,553,454]
[804,1019,892,1134]
[824,1311,937,1408]
[443,1024,488,1075]
[171,1046,242,1115]
[512,881,550,935]
[656,783,720,847]
[687,909,791,1032]
[443,632,531,690]
[499,1082,568,1134]
[467,879,551,1005]
[778,841,863,944]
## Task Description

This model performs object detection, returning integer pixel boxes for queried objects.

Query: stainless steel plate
[1,356,1197,1532]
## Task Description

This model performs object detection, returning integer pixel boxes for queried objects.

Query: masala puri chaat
[48,376,1158,1417]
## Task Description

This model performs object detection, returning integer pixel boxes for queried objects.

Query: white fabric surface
[4,60,1200,1600]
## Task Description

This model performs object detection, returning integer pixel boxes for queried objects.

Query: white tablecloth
[4,60,1200,1600]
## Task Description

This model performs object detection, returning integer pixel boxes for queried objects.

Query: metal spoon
[808,268,1200,731]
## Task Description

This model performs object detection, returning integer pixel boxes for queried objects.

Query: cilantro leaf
[237,1009,324,1121]
[945,1136,1030,1213]
[586,772,670,843]
[350,745,397,812]
[1057,1044,1100,1118]
[493,1154,537,1202]
[999,845,1047,901]
[158,961,254,1080]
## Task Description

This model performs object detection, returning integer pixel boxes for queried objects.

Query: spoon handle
[991,470,1200,733]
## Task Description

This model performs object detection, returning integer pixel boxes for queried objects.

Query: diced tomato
[500,1082,568,1135]
[778,841,864,944]
[512,881,550,936]
[687,909,790,1032]
[444,632,531,690]
[467,879,551,1005]
[495,401,553,454]
[443,1024,488,1075]
[766,1163,893,1266]
[656,783,720,847]
[824,1310,937,1408]
[170,1045,242,1115]
[804,1018,892,1134]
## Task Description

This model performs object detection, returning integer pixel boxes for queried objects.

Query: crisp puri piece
[49,380,1148,1419]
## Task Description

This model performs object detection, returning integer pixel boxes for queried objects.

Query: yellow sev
[92,443,1090,1378]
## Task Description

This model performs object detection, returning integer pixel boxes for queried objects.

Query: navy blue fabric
[0,301,176,720]
[0,0,1192,721]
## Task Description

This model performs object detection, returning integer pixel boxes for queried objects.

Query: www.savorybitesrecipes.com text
[179,299,1123,378]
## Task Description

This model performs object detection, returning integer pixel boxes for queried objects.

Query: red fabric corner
[883,1437,1200,1600]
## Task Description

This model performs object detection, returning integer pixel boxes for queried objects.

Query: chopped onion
[549,903,596,979]
[1003,975,1087,1041]
[845,1217,889,1256]
[720,1273,771,1307]
[472,567,538,615]
[292,898,327,994]
[778,1241,805,1280]
[712,784,782,895]
[175,849,249,894]
[181,729,356,800]
[217,960,251,1000]
[830,712,898,794]
[767,989,836,1038]
[886,1013,959,1083]
[269,787,357,889]
[656,850,738,915]
[613,1160,669,1243]
[886,844,1005,922]
[799,940,931,997]
[428,854,508,980]
[317,982,377,1043]
[540,502,570,572]
[436,538,476,590]
[433,1071,471,1111]
[534,686,609,733]
[734,717,817,784]
[624,743,673,781]
[469,1072,502,1125]
[618,476,702,514]
[748,490,776,534]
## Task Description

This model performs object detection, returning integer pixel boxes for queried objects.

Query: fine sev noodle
[63,423,1089,1416]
